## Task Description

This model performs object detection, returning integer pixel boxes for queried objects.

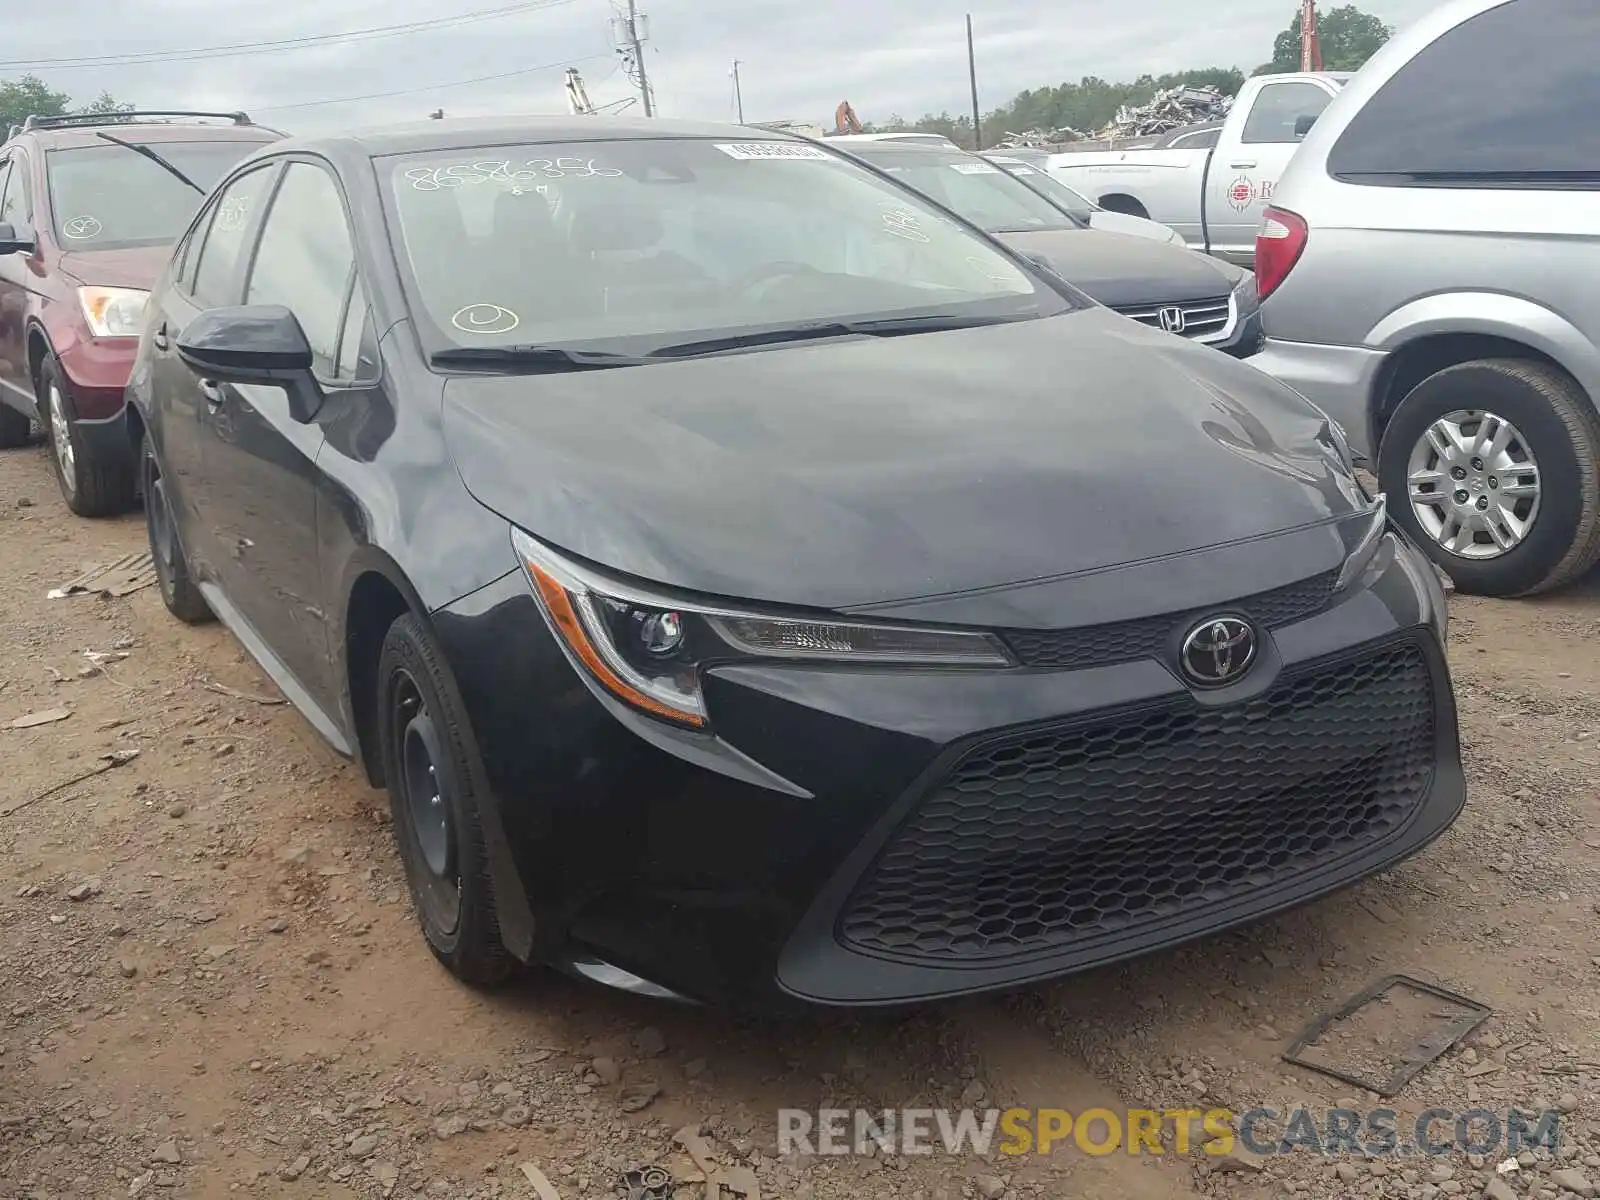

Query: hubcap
[392,670,460,932]
[1406,409,1541,561]
[48,384,75,494]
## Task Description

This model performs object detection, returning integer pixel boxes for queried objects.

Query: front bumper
[56,334,138,423]
[434,530,1461,1009]
[1252,337,1390,460]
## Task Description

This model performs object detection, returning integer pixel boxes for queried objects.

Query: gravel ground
[2,438,1598,1200]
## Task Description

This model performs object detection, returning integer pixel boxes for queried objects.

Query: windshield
[385,138,1072,355]
[46,140,267,251]
[994,162,1097,221]
[847,147,1080,234]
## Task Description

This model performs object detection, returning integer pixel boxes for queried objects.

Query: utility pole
[623,0,653,117]
[731,59,744,123]
[966,14,982,151]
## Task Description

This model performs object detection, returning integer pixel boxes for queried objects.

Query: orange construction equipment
[1301,0,1324,71]
[834,101,864,134]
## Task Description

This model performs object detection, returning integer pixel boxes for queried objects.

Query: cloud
[3,0,1444,134]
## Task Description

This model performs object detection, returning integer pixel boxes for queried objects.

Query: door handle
[200,379,224,408]
[152,322,170,351]
[1230,160,1257,169]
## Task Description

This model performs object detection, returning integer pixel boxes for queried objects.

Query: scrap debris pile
[993,82,1235,151]
[1100,84,1233,138]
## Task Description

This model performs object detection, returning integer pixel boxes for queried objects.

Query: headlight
[78,287,149,338]
[511,529,1014,728]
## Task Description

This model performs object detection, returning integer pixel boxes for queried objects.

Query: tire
[377,613,517,987]
[40,356,137,517]
[1377,358,1600,597]
[141,436,213,624]
[0,400,29,449]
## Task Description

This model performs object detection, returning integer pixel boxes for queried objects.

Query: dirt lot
[2,438,1599,1200]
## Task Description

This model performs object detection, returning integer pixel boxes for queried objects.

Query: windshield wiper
[430,345,651,372]
[94,131,203,195]
[649,314,1028,359]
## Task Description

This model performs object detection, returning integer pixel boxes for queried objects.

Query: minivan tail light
[1255,206,1309,302]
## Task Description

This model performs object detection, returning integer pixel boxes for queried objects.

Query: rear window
[45,139,268,250]
[1327,0,1600,186]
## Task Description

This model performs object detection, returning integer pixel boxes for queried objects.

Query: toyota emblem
[1179,616,1257,687]
[1158,306,1187,334]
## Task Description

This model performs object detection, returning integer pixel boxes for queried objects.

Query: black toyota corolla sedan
[126,117,1461,1008]
[834,139,1264,358]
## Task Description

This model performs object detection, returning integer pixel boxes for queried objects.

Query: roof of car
[273,115,807,159]
[829,140,965,158]
[11,116,283,150]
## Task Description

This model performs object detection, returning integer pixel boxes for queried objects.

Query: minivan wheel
[40,357,137,517]
[377,613,517,987]
[1378,359,1600,597]
[141,436,212,624]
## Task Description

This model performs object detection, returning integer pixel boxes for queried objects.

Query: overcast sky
[4,0,1447,134]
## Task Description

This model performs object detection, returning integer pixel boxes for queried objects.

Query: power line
[253,49,614,113]
[0,0,582,71]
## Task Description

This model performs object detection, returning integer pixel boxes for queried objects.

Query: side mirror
[176,305,324,424]
[0,222,37,256]
[1294,114,1318,139]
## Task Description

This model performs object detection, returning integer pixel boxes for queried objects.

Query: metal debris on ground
[1282,974,1491,1097]
[518,1161,563,1200]
[995,126,1086,149]
[203,679,287,706]
[1,749,140,818]
[615,1166,674,1199]
[6,706,71,729]
[48,551,157,600]
[1100,84,1233,139]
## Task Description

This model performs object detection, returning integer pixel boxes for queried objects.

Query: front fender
[1367,292,1600,402]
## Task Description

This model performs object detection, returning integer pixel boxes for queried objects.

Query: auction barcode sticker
[949,162,1000,174]
[714,142,835,161]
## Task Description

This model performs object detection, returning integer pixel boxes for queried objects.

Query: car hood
[56,245,170,291]
[1085,209,1184,246]
[444,307,1363,612]
[995,227,1235,308]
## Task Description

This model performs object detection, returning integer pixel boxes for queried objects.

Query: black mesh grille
[1000,570,1337,671]
[839,640,1436,964]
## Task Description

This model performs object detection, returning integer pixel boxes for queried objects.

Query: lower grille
[1115,295,1232,340]
[1000,569,1336,671]
[839,640,1436,964]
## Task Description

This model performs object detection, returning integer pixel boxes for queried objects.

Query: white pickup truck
[1046,72,1350,267]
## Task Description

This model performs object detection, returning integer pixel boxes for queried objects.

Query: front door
[0,152,40,413]
[151,162,281,585]
[1206,80,1337,264]
[200,159,358,718]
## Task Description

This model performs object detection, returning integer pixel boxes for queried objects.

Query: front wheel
[377,613,517,987]
[41,357,137,517]
[1378,359,1600,597]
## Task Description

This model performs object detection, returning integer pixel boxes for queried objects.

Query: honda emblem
[1158,306,1187,334]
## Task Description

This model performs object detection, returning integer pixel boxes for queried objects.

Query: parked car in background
[1254,0,1600,597]
[826,132,959,149]
[1047,72,1350,266]
[131,116,1456,1008]
[0,111,281,515]
[981,153,1187,246]
[840,139,1262,357]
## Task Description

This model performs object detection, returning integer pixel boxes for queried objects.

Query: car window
[1327,0,1600,185]
[45,140,267,251]
[861,152,1076,232]
[192,166,276,306]
[1241,82,1334,145]
[335,275,378,382]
[384,139,1070,357]
[0,153,31,227]
[244,161,356,378]
[1171,128,1220,149]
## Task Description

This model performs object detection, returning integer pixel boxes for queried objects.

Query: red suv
[0,111,281,515]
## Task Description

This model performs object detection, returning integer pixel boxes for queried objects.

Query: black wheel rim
[391,668,461,933]
[145,471,179,599]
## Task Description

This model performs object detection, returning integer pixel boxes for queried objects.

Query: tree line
[874,4,1392,145]
[1,76,132,132]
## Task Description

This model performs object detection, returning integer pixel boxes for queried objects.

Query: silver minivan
[1252,0,1600,597]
